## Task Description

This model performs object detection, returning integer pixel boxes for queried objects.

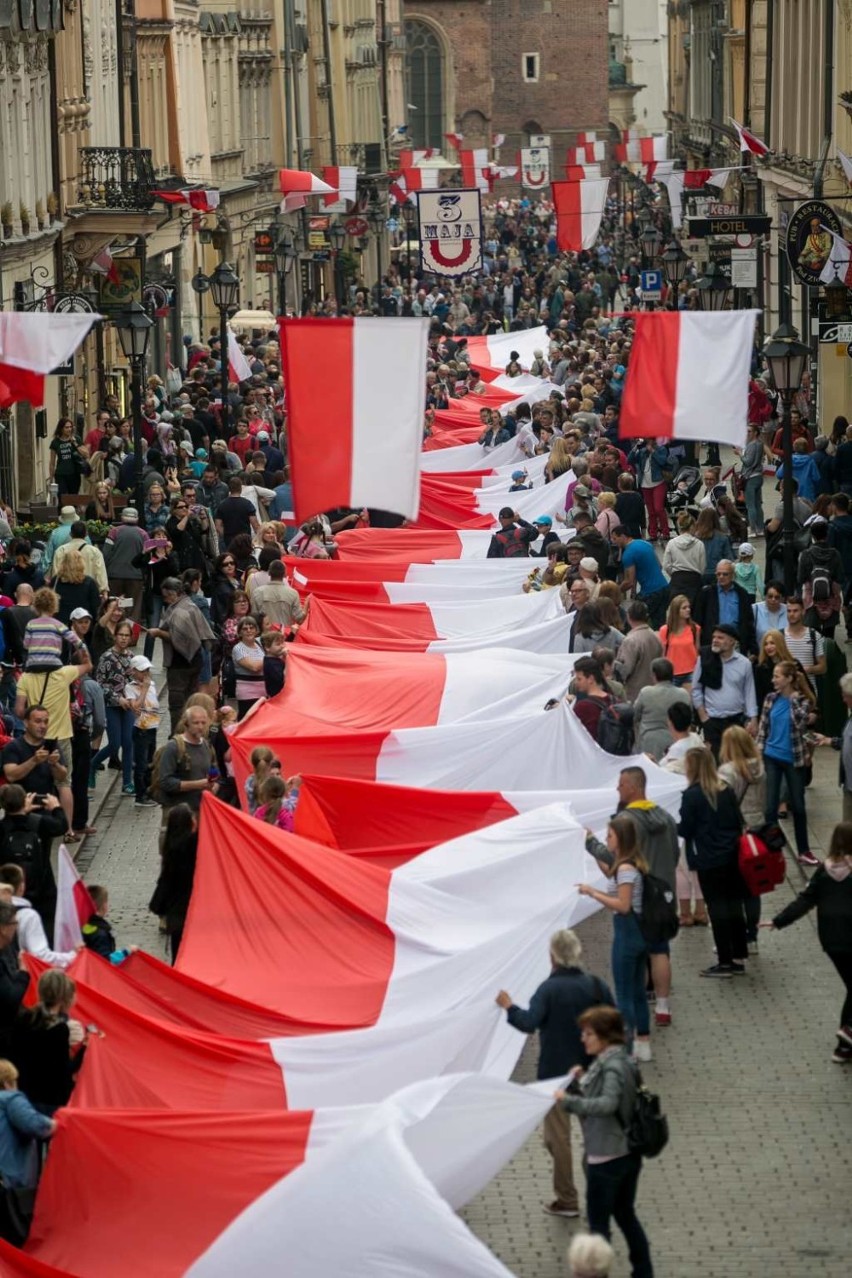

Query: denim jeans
[586,1152,654,1278]
[744,474,764,534]
[611,911,650,1039]
[92,705,134,787]
[764,755,809,855]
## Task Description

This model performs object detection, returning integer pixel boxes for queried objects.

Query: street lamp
[764,323,811,593]
[661,240,691,294]
[824,270,851,321]
[275,232,298,315]
[328,220,346,312]
[640,225,662,266]
[193,261,240,439]
[114,301,154,517]
[696,260,732,311]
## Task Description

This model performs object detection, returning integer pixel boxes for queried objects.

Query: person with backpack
[577,815,652,1061]
[571,657,620,750]
[0,785,64,942]
[797,520,843,638]
[782,596,826,695]
[495,928,614,1219]
[554,1005,655,1278]
[151,705,216,817]
[486,507,539,559]
[678,747,749,977]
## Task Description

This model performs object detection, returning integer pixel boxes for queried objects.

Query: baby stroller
[666,465,702,522]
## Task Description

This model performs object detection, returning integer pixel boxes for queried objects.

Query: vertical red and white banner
[416,189,483,278]
[459,149,492,193]
[551,179,610,252]
[278,318,429,522]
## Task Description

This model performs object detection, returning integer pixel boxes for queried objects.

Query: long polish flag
[288,559,540,600]
[24,1076,553,1278]
[278,317,429,522]
[414,466,573,531]
[228,699,662,794]
[463,325,549,378]
[297,595,573,655]
[618,310,760,446]
[0,313,100,409]
[552,179,609,251]
[421,436,546,473]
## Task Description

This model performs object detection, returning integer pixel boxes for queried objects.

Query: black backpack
[494,526,531,558]
[596,701,635,756]
[638,872,680,944]
[810,563,832,603]
[1,825,41,880]
[621,1065,670,1159]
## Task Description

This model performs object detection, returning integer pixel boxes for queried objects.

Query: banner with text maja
[618,310,760,446]
[552,179,609,252]
[416,190,482,277]
[519,147,550,189]
[278,318,428,521]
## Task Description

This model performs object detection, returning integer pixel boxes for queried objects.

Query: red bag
[738,830,785,896]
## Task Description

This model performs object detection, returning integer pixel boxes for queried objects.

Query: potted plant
[46,191,59,222]
[35,199,46,231]
[841,90,852,119]
[19,203,30,235]
[0,202,12,238]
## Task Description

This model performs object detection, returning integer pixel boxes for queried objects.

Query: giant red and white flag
[819,227,852,287]
[0,313,100,409]
[54,844,96,952]
[25,1075,553,1278]
[552,179,609,252]
[278,167,336,211]
[278,317,428,521]
[465,325,549,378]
[730,117,770,157]
[227,331,252,383]
[321,165,359,210]
[618,310,760,446]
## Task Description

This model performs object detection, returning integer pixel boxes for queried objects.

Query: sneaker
[633,1038,652,1062]
[798,851,820,868]
[837,1025,852,1049]
[134,797,158,809]
[121,784,136,797]
[543,1200,580,1218]
[654,1010,672,1027]
[88,768,97,791]
[831,1043,852,1064]
[700,963,733,979]
[729,962,748,975]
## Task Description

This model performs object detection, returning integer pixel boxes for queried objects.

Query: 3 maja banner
[519,147,550,189]
[416,190,482,277]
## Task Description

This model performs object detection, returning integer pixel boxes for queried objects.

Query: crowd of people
[0,192,848,1278]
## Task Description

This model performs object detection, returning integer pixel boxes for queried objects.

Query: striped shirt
[23,616,81,669]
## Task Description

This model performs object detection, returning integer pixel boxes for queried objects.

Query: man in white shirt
[783,596,826,690]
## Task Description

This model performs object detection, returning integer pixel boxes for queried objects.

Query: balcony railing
[77,148,157,212]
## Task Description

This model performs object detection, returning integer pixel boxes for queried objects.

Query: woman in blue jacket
[627,439,672,542]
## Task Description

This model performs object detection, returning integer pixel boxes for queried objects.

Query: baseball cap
[579,556,599,573]
[130,655,153,672]
[256,430,270,442]
[70,608,92,622]
[534,515,553,527]
[195,448,208,459]
[738,542,755,558]
[573,484,591,498]
[511,470,526,480]
[179,441,194,455]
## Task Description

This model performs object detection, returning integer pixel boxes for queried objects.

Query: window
[404,20,445,150]
[523,53,539,83]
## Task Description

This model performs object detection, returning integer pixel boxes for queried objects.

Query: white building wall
[609,0,668,134]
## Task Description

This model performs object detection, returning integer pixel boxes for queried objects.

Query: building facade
[609,0,668,134]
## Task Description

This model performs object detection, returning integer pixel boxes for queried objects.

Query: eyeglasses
[174,503,187,509]
[222,559,235,567]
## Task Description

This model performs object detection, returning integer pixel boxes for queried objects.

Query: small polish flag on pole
[730,118,770,157]
[618,310,760,448]
[278,317,429,522]
[228,331,252,383]
[54,844,97,952]
[551,179,610,252]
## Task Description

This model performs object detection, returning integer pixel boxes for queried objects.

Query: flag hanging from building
[459,149,492,193]
[278,168,336,212]
[416,189,483,277]
[154,188,221,213]
[564,163,602,181]
[520,148,550,188]
[278,317,429,521]
[618,310,760,446]
[552,179,609,252]
[730,118,770,157]
[0,312,100,409]
[566,141,606,165]
[819,228,852,287]
[321,166,359,211]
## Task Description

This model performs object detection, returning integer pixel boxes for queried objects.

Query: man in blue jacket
[496,929,613,1218]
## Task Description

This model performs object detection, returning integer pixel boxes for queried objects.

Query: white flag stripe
[673,310,759,446]
[350,318,429,516]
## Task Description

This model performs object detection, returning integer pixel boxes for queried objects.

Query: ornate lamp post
[114,301,154,516]
[763,323,811,592]
[192,261,240,437]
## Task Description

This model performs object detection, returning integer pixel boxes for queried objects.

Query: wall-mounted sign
[97,257,143,310]
[520,147,550,189]
[307,216,330,251]
[254,229,275,255]
[786,200,842,288]
[687,215,771,238]
[416,190,482,277]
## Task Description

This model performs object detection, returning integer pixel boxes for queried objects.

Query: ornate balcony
[77,148,156,212]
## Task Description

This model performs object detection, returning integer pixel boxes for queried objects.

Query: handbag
[738,825,786,896]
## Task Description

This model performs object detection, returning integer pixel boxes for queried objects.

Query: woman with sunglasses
[209,553,239,627]
[165,496,209,576]
[231,617,265,718]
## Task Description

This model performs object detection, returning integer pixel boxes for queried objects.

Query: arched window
[405,20,445,150]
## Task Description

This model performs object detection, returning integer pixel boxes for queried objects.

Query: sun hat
[59,506,76,524]
[129,655,153,672]
[121,508,139,523]
[70,608,91,622]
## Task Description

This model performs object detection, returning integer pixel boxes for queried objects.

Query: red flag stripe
[618,311,681,440]
[279,319,354,518]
